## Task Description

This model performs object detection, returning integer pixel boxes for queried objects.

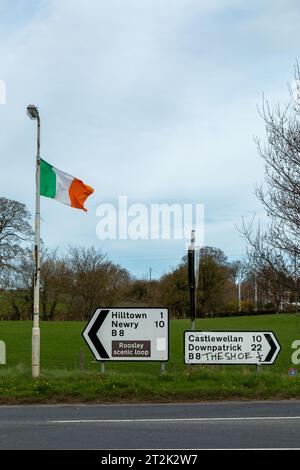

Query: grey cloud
[0,0,299,275]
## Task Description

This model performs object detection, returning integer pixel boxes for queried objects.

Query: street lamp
[27,105,39,120]
[27,104,41,378]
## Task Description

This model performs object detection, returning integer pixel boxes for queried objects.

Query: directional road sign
[83,308,169,361]
[184,331,281,365]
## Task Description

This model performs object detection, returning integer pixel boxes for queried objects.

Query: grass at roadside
[1,366,300,403]
[0,314,300,403]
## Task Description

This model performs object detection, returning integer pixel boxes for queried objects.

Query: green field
[0,314,300,403]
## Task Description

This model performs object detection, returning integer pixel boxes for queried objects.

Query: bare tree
[40,249,72,320]
[0,198,33,271]
[67,246,131,319]
[196,247,231,315]
[0,248,34,319]
[243,63,300,307]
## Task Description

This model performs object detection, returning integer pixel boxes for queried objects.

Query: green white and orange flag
[40,159,94,212]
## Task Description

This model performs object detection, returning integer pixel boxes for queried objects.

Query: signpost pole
[100,361,105,375]
[79,348,85,371]
[188,230,196,330]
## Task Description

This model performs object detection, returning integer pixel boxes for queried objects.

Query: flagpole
[27,105,41,378]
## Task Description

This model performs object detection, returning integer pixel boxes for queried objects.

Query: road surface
[0,401,300,449]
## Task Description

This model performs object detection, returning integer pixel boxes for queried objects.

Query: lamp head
[27,105,39,120]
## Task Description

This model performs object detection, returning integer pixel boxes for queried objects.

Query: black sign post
[188,230,196,330]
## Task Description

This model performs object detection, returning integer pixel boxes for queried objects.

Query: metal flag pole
[27,105,41,378]
[188,229,196,330]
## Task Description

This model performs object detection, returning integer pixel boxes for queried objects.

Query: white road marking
[49,416,300,424]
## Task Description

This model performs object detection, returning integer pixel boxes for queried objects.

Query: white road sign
[83,308,169,361]
[184,331,281,365]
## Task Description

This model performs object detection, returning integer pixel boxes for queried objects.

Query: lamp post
[238,281,242,312]
[254,273,258,312]
[27,104,41,378]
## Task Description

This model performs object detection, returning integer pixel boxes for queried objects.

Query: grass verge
[0,366,299,404]
[0,314,300,403]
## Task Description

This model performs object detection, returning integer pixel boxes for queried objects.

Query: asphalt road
[0,401,300,449]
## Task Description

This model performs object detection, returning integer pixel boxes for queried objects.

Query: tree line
[0,197,277,320]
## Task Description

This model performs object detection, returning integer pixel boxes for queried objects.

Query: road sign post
[83,308,169,362]
[188,229,200,331]
[184,331,281,365]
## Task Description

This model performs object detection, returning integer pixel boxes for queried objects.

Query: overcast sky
[0,0,299,278]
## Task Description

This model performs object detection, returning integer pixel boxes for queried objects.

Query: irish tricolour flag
[40,159,94,212]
